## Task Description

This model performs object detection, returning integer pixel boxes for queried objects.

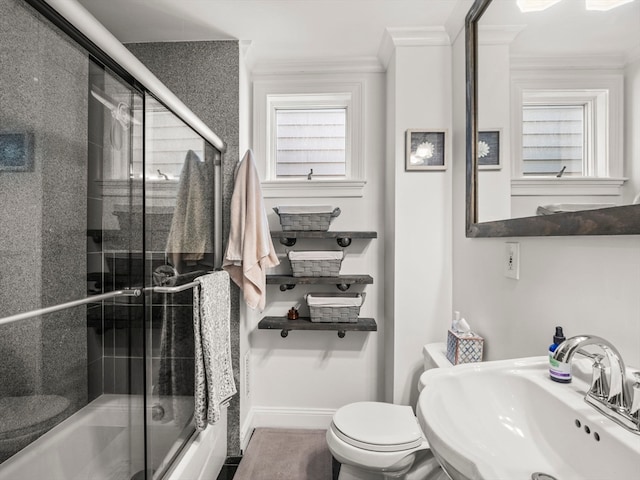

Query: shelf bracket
[278,329,346,338]
[279,284,296,292]
[279,237,297,247]
[336,236,352,248]
[336,283,351,291]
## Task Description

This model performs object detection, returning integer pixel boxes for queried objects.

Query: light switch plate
[505,242,520,280]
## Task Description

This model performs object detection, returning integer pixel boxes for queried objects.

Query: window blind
[522,105,584,176]
[275,108,346,177]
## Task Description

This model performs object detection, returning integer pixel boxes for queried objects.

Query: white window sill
[511,177,627,196]
[261,180,366,198]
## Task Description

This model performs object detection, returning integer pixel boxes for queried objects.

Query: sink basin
[417,356,640,480]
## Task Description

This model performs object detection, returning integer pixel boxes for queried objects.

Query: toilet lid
[332,402,425,452]
[0,395,70,440]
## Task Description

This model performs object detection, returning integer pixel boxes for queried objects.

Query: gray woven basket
[290,257,342,277]
[309,305,360,323]
[306,293,365,323]
[274,207,341,231]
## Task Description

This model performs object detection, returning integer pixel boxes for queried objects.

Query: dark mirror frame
[465,0,640,237]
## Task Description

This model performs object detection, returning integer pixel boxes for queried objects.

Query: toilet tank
[418,343,453,392]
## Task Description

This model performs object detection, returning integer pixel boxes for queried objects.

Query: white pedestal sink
[417,356,640,480]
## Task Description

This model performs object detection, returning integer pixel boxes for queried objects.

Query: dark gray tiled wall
[126,41,241,454]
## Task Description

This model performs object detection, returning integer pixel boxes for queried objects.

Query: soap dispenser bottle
[548,326,571,383]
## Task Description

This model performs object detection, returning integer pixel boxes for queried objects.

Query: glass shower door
[142,95,219,478]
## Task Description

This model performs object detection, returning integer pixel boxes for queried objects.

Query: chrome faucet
[552,335,640,434]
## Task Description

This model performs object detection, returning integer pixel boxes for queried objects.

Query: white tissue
[452,311,461,329]
[452,311,474,337]
[456,317,471,333]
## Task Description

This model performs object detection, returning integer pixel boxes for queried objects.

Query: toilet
[326,343,452,480]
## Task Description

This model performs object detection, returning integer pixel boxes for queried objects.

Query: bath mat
[233,428,332,480]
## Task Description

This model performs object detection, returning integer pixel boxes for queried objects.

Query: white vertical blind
[275,108,346,177]
[522,105,584,176]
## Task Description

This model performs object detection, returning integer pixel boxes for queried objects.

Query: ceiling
[481,0,640,58]
[75,0,639,67]
[76,0,468,66]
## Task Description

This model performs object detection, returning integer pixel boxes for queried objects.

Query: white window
[519,89,611,179]
[510,71,625,196]
[253,80,364,198]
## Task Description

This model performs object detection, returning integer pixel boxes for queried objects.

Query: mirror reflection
[475,0,640,223]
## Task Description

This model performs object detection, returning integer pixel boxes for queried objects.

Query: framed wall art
[405,129,446,171]
[0,132,33,172]
[478,130,501,170]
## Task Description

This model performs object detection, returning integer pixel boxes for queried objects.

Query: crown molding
[478,25,525,45]
[249,56,384,75]
[377,27,451,70]
[510,53,627,71]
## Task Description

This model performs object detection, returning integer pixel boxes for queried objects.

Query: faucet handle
[631,372,640,420]
[589,354,609,400]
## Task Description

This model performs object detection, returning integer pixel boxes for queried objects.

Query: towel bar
[150,280,201,294]
[0,280,208,328]
[0,289,141,327]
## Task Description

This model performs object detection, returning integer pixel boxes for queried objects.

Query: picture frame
[0,132,33,172]
[405,129,446,171]
[478,130,501,170]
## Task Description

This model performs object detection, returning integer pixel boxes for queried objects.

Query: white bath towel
[223,150,279,311]
[193,271,236,430]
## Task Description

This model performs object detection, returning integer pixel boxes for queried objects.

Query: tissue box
[446,329,484,365]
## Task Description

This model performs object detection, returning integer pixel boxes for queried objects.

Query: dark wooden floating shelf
[258,316,377,338]
[267,274,373,291]
[271,231,377,247]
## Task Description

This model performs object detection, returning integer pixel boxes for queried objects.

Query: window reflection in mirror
[475,0,639,223]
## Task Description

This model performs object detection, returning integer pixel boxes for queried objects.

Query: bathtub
[0,395,226,480]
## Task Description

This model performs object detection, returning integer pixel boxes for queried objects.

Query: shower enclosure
[0,0,224,478]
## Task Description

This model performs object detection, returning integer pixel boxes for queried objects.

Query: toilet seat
[332,402,425,452]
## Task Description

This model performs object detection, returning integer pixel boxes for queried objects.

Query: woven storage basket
[274,206,341,231]
[306,293,365,323]
[288,251,343,277]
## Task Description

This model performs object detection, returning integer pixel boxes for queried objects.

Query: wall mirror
[466,0,640,236]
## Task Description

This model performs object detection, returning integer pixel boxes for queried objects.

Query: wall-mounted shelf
[258,316,377,338]
[271,231,377,247]
[267,274,373,291]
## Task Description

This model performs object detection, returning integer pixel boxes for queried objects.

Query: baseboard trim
[240,406,336,450]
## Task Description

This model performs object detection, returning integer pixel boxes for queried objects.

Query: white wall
[241,70,386,443]
[451,33,640,369]
[477,42,511,222]
[238,41,253,446]
[625,55,640,204]
[241,41,455,435]
[385,41,453,407]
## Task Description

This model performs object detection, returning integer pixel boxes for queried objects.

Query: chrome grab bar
[0,279,204,328]
[0,289,142,327]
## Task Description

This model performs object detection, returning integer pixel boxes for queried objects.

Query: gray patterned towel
[193,270,237,430]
